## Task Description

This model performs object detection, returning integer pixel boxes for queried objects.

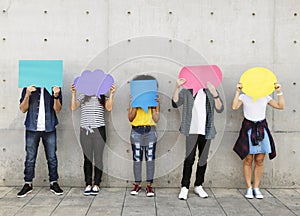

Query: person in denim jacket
[17,85,63,197]
[128,75,160,197]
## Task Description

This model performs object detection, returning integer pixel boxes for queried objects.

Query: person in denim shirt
[17,85,63,198]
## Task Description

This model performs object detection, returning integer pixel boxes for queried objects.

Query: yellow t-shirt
[130,108,156,126]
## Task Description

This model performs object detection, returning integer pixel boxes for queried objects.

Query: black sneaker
[50,182,63,195]
[17,184,33,198]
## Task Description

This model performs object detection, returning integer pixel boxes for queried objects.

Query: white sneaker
[245,187,254,199]
[194,186,208,198]
[90,185,100,196]
[253,188,263,199]
[83,185,92,196]
[178,187,189,200]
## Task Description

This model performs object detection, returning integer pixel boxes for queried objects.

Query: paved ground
[0,187,299,216]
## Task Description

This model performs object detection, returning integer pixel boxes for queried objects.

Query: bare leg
[243,154,254,188]
[253,153,265,188]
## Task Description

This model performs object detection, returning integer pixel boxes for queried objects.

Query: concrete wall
[0,0,299,188]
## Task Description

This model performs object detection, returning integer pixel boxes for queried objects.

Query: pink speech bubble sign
[178,65,222,95]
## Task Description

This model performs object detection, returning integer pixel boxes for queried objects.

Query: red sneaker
[130,183,141,195]
[146,185,154,197]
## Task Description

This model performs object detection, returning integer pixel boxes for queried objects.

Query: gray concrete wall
[0,0,299,188]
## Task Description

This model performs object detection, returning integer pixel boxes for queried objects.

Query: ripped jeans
[130,126,157,183]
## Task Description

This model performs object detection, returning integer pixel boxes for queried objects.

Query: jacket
[172,88,224,139]
[20,88,62,132]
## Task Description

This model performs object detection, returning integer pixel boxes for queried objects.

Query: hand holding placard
[239,67,277,101]
[18,60,63,94]
[130,80,158,113]
[178,65,222,95]
[74,69,114,98]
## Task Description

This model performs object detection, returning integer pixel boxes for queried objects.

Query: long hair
[82,95,106,107]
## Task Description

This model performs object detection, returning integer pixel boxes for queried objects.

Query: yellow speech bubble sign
[239,67,277,101]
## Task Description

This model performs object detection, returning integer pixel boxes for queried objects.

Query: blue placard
[130,80,158,113]
[18,60,63,93]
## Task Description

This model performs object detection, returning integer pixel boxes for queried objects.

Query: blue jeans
[130,126,157,183]
[24,130,58,183]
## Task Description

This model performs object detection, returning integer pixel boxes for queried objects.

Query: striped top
[77,94,105,129]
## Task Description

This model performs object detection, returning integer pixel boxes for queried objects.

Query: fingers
[52,86,61,94]
[176,78,186,87]
[274,83,282,92]
[26,85,36,96]
[71,84,76,92]
[237,83,242,90]
[274,83,281,89]
[27,85,37,92]
[207,81,215,89]
[110,84,116,94]
[155,95,160,103]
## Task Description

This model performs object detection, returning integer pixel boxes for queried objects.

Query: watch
[53,95,59,99]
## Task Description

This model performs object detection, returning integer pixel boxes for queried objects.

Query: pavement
[0,186,299,216]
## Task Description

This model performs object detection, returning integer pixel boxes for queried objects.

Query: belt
[132,125,153,129]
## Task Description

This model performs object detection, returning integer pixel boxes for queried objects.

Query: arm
[70,84,80,111]
[232,83,243,110]
[105,84,116,111]
[172,78,185,107]
[53,86,62,113]
[268,83,285,110]
[19,86,36,113]
[128,96,137,122]
[207,82,223,112]
[152,96,160,123]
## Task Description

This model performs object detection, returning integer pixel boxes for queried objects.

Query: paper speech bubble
[239,67,277,101]
[74,69,114,97]
[178,65,222,95]
[18,60,63,93]
[130,80,158,113]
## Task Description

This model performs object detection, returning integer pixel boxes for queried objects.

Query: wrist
[276,92,283,96]
[53,95,59,99]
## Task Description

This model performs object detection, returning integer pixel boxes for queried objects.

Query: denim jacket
[20,88,62,132]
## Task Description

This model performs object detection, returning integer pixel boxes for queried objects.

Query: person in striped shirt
[70,83,116,195]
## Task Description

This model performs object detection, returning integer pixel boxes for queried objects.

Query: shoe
[146,185,155,197]
[90,185,100,196]
[253,188,264,199]
[50,182,64,195]
[245,187,254,199]
[130,183,141,195]
[194,185,208,198]
[178,187,189,200]
[83,185,92,196]
[17,184,33,198]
